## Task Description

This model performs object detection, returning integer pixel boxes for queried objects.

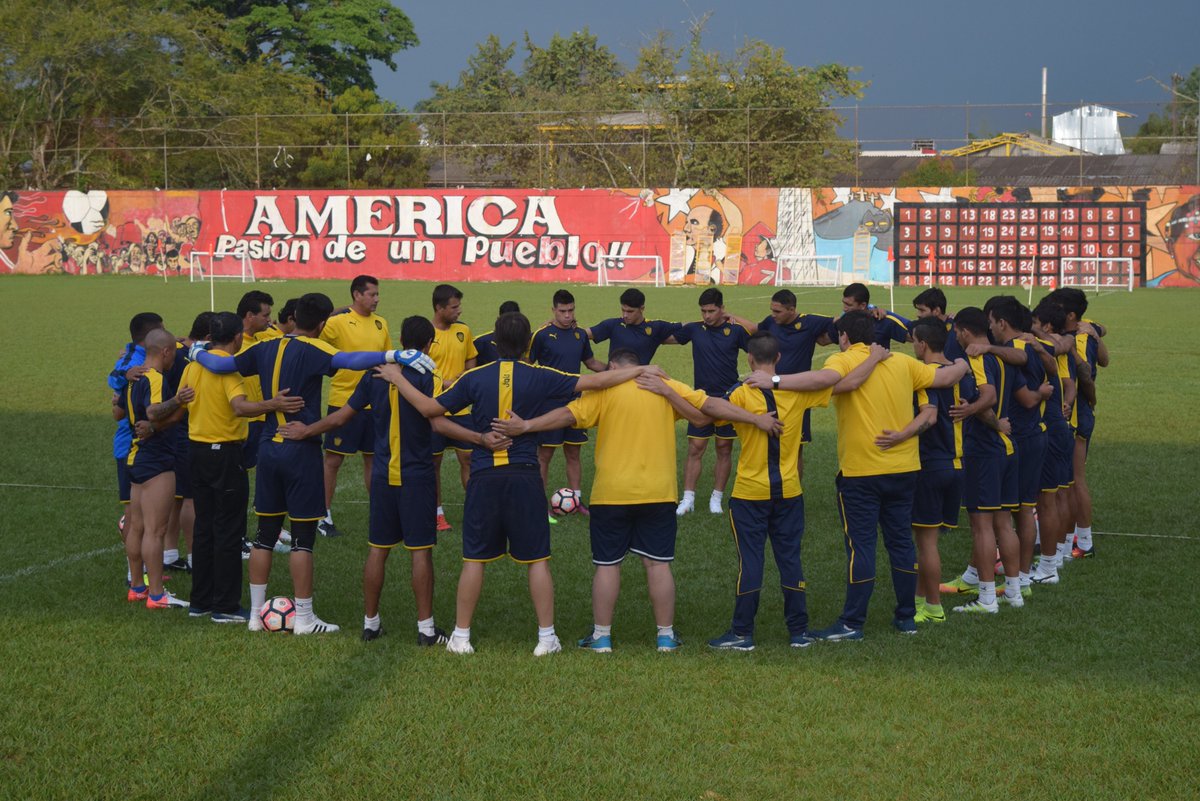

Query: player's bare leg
[1033,490,1062,583]
[455,449,471,490]
[678,437,708,515]
[125,485,146,592]
[165,498,181,556]
[563,443,583,496]
[1070,438,1094,557]
[1015,506,1037,575]
[322,451,344,511]
[454,561,485,630]
[537,445,554,486]
[712,438,733,512]
[140,471,176,597]
[527,560,555,629]
[363,546,390,620]
[590,564,621,626]
[913,525,943,614]
[643,558,676,628]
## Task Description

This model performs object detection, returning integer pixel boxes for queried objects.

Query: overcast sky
[373,0,1198,147]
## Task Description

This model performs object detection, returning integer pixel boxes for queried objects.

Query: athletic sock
[978,581,996,606]
[417,617,436,637]
[163,549,179,565]
[681,490,695,503]
[436,506,445,517]
[364,614,380,632]
[962,565,980,584]
[294,596,314,626]
[126,567,133,584]
[186,553,193,569]
[593,624,612,639]
[1075,526,1093,550]
[571,489,582,496]
[249,583,267,614]
[150,592,165,602]
[537,625,556,643]
[452,626,470,641]
[1004,581,1021,600]
[656,624,675,640]
[710,490,723,502]
[1019,571,1031,588]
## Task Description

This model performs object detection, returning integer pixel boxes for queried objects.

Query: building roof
[836,154,1197,188]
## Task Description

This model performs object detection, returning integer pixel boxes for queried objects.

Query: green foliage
[1129,67,1199,154]
[896,157,979,187]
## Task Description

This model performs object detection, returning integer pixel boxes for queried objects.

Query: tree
[1128,67,1199,154]
[896,157,977,188]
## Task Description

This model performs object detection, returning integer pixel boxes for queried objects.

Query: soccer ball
[62,190,109,235]
[259,596,296,633]
[550,488,580,516]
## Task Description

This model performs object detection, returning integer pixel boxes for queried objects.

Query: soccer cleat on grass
[164,558,191,574]
[241,539,252,560]
[436,514,452,532]
[789,632,816,648]
[446,636,474,655]
[417,628,449,647]
[998,592,1025,609]
[146,591,189,610]
[952,599,999,614]
[656,633,683,652]
[708,630,755,651]
[1030,569,1059,585]
[914,606,946,624]
[212,609,251,624]
[811,623,864,642]
[1071,543,1095,560]
[533,636,562,656]
[247,614,264,633]
[294,615,340,635]
[893,617,918,635]
[939,576,979,596]
[709,496,723,514]
[547,514,559,526]
[127,587,148,602]
[675,497,694,516]
[362,626,383,642]
[317,520,343,538]
[577,633,613,653]
[1020,584,1033,599]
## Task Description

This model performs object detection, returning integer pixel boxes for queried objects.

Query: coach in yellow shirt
[318,275,391,538]
[428,283,477,531]
[235,290,282,470]
[180,312,303,620]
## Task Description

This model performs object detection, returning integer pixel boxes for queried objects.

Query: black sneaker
[417,627,449,646]
[318,520,344,538]
[164,558,191,574]
[362,626,384,642]
[212,608,252,624]
[241,539,252,560]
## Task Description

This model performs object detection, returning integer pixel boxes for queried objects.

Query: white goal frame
[1059,257,1135,293]
[596,254,664,287]
[774,254,844,288]
[190,250,256,311]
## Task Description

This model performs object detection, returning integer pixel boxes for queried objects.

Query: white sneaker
[1030,567,1059,585]
[709,496,723,514]
[294,615,340,635]
[248,614,264,632]
[676,498,694,516]
[446,636,474,654]
[953,599,999,614]
[999,591,1025,608]
[533,635,562,656]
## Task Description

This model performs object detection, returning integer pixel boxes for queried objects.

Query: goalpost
[596,254,664,288]
[774,254,843,288]
[1059,257,1135,293]
[189,250,256,310]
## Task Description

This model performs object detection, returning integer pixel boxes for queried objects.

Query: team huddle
[108,276,1105,652]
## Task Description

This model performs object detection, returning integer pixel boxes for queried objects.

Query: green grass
[1,276,1197,800]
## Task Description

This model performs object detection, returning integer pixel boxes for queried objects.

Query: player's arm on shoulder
[724,312,758,333]
[575,364,650,391]
[875,403,936,450]
[929,358,969,389]
[949,381,996,421]
[700,394,783,436]
[636,375,711,427]
[373,364,449,419]
[278,403,356,440]
[968,341,1028,367]
[832,344,893,394]
[583,356,607,373]
[491,405,577,438]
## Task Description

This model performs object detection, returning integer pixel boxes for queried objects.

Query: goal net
[596,254,664,288]
[1059,257,1135,293]
[774,254,843,288]
[189,250,255,283]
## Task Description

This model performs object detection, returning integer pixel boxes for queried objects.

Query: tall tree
[1128,67,1199,154]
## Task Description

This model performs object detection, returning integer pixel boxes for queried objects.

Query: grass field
[1,276,1197,800]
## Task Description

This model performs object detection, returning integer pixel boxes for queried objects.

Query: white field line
[0,545,122,584]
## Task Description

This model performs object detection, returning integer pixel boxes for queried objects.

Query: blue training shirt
[674,321,750,393]
[109,343,146,459]
[589,318,681,364]
[529,324,593,373]
[756,313,837,375]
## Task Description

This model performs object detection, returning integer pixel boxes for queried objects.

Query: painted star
[877,188,899,214]
[1145,201,1177,253]
[919,187,956,204]
[655,188,698,222]
[832,186,853,206]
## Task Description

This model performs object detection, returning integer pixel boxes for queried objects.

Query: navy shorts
[589,502,677,565]
[368,475,436,550]
[323,405,375,456]
[1014,433,1046,506]
[799,409,813,445]
[1076,404,1095,441]
[686,421,735,440]
[461,465,550,562]
[173,449,192,499]
[116,457,131,503]
[432,415,473,455]
[129,451,174,485]
[537,427,589,448]
[254,440,325,521]
[962,452,1018,513]
[1041,423,1074,491]
[912,466,962,528]
[242,420,264,469]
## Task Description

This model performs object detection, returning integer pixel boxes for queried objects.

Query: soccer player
[385,314,653,655]
[911,287,966,360]
[235,290,281,471]
[178,312,303,621]
[585,288,682,364]
[122,328,193,610]
[529,290,607,518]
[429,283,477,531]
[276,298,298,336]
[842,282,910,349]
[473,301,521,366]
[673,288,750,516]
[282,316,503,644]
[318,275,391,538]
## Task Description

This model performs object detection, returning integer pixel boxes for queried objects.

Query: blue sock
[131,585,147,593]
[150,592,164,602]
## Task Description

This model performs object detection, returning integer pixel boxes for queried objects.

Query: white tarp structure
[1052,104,1126,155]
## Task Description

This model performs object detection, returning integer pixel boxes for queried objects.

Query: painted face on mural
[1167,200,1200,284]
[0,194,16,249]
[683,206,718,245]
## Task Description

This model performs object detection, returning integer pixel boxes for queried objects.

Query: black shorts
[254,440,325,521]
[588,502,677,565]
[537,427,589,447]
[461,465,550,563]
[1041,423,1074,491]
[242,420,265,469]
[686,421,735,440]
[116,457,131,504]
[129,452,174,485]
[912,466,962,529]
[962,452,1018,513]
[1014,434,1046,507]
[173,448,192,500]
[368,475,436,550]
[432,416,473,456]
[323,405,375,456]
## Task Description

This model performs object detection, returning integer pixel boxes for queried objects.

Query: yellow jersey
[320,310,390,406]
[180,349,248,443]
[727,384,832,500]
[237,327,282,421]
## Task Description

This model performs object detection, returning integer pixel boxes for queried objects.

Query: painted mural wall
[1,186,1197,287]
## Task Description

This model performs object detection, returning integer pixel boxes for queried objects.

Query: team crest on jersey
[644,326,652,335]
[794,322,801,330]
[723,327,730,336]
[456,332,465,342]
[333,437,342,446]
[574,331,580,340]
[375,320,382,330]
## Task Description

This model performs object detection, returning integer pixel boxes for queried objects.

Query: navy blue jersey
[1043,345,1072,429]
[756,313,837,375]
[166,342,190,457]
[233,335,337,443]
[473,331,500,366]
[962,352,1016,457]
[125,368,176,471]
[1009,339,1047,440]
[529,324,592,374]
[674,321,751,393]
[589,318,681,364]
[916,363,977,470]
[941,318,966,361]
[437,359,578,473]
[348,366,435,486]
[872,311,911,349]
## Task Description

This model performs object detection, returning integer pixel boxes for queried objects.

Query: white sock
[452,626,470,641]
[571,488,582,495]
[1004,581,1021,599]
[593,624,612,639]
[1057,540,1071,559]
[249,583,267,613]
[126,566,133,584]
[294,596,314,625]
[657,624,675,639]
[962,565,980,584]
[163,548,179,564]
[437,506,445,517]
[711,490,723,501]
[1019,571,1031,588]
[537,625,556,641]
[681,490,695,503]
[323,510,333,525]
[978,581,996,606]
[364,614,380,631]
[1075,526,1093,549]
[187,553,193,568]
[417,617,436,637]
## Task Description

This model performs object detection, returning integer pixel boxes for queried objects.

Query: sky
[373,0,1199,148]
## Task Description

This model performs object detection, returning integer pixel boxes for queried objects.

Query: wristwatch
[771,375,781,388]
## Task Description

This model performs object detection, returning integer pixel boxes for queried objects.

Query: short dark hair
[843,283,870,305]
[1032,300,1066,334]
[552,289,575,307]
[698,287,723,307]
[913,288,947,314]
[983,294,1016,317]
[0,190,17,204]
[128,312,164,344]
[278,298,299,324]
[432,283,462,310]
[835,310,874,344]
[619,288,645,308]
[911,318,948,352]
[493,312,532,358]
[350,275,378,297]
[954,306,989,337]
[746,331,779,365]
[209,312,242,346]
[608,348,639,367]
[498,300,521,315]
[988,297,1030,333]
[400,315,435,351]
[1048,287,1088,319]
[188,311,216,342]
[237,290,274,319]
[294,293,334,331]
[771,289,796,308]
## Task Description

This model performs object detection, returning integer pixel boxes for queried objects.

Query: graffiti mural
[2,186,1197,286]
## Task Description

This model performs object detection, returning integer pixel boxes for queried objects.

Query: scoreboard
[894,203,1146,287]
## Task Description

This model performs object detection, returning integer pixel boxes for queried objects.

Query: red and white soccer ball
[259,596,296,633]
[550,488,580,516]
